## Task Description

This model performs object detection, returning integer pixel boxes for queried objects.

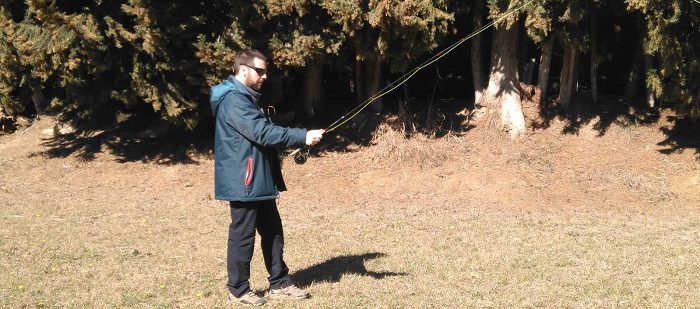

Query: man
[210,49,324,306]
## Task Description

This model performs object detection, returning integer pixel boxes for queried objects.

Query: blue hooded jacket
[211,76,307,201]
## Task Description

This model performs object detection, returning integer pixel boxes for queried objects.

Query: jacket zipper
[244,157,253,186]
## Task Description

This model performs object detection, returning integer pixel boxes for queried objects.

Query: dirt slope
[1,112,698,225]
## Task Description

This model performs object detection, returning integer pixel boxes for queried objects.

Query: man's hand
[305,129,325,146]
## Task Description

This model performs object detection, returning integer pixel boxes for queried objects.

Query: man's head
[234,49,268,91]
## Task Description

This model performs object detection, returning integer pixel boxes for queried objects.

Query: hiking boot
[228,291,266,306]
[269,284,309,299]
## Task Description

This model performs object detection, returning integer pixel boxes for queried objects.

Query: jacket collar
[229,76,261,103]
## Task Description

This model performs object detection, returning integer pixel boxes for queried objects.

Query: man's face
[242,57,268,91]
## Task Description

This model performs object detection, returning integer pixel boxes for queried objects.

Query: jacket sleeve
[221,93,307,148]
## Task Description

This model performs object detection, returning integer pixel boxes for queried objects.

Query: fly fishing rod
[291,0,535,164]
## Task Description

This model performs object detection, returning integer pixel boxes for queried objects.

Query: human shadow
[290,252,407,287]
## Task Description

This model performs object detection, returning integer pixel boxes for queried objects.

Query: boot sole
[227,296,266,306]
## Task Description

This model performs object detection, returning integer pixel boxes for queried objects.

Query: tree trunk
[559,45,578,112]
[354,58,365,105]
[29,80,45,117]
[624,43,643,103]
[470,0,485,104]
[481,20,525,139]
[590,11,599,103]
[353,55,383,113]
[537,36,554,101]
[523,58,536,85]
[518,18,528,82]
[302,63,323,118]
[644,55,656,108]
[364,54,383,112]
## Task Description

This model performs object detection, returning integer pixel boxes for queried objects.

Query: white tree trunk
[482,20,525,139]
[501,90,526,138]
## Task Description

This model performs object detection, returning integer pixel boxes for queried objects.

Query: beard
[247,75,264,90]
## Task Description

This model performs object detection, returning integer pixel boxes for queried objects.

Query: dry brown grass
[366,122,453,168]
[587,169,677,201]
[1,116,700,308]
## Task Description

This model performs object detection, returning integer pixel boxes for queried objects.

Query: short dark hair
[234,49,267,74]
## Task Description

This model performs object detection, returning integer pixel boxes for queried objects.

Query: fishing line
[292,0,535,163]
[324,0,536,133]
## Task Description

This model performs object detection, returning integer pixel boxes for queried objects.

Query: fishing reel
[290,147,309,165]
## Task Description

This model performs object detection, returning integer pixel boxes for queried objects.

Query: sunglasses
[241,64,267,76]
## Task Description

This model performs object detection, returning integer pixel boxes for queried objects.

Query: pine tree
[628,0,700,117]
[265,0,348,118]
[522,0,556,101]
[345,0,453,110]
[193,1,254,87]
[0,4,25,116]
[556,0,586,113]
[2,0,230,127]
[113,0,216,128]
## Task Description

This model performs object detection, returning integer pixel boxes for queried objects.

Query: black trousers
[227,200,292,297]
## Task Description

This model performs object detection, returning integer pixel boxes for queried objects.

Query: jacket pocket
[244,156,254,187]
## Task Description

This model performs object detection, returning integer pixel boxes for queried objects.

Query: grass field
[1,116,699,308]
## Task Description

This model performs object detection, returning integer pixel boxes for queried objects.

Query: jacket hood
[210,76,244,115]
